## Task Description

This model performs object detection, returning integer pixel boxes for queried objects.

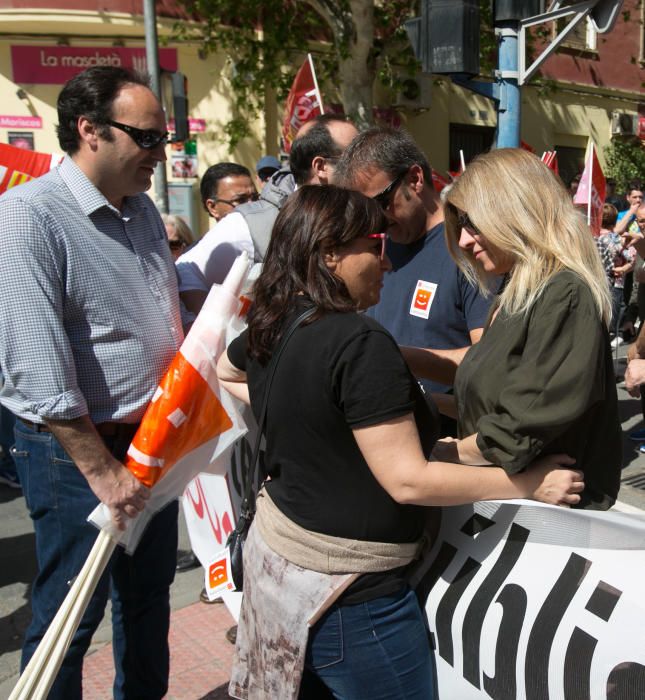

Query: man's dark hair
[199,162,252,211]
[333,126,432,188]
[289,115,352,186]
[627,180,643,196]
[56,66,150,155]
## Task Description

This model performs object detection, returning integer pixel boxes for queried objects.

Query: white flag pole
[459,150,466,172]
[586,143,593,227]
[307,53,325,115]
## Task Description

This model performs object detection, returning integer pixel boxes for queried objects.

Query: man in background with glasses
[334,127,494,436]
[177,113,357,316]
[200,161,258,224]
[0,66,182,699]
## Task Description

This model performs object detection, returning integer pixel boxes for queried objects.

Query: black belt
[19,419,139,439]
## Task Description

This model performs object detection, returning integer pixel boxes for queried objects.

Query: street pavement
[2,343,645,699]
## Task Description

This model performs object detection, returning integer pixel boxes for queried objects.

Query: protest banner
[413,500,645,699]
[0,142,59,195]
[574,142,606,236]
[282,53,324,152]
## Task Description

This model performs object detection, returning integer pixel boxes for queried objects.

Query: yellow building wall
[1,7,641,227]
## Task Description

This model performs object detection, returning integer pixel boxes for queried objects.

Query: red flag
[282,54,323,153]
[431,170,450,193]
[541,150,559,175]
[0,143,58,195]
[573,142,606,236]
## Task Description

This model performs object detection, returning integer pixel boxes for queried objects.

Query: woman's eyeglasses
[366,233,386,260]
[372,171,407,210]
[107,120,169,149]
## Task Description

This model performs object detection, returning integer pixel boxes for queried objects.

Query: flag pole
[307,53,325,115]
[587,142,593,227]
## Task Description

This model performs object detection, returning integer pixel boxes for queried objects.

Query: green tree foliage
[174,0,418,150]
[604,138,645,192]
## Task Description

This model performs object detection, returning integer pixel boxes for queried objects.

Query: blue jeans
[13,420,178,700]
[303,586,436,699]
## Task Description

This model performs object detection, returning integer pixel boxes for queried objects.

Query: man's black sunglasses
[215,193,260,207]
[107,120,169,149]
[372,170,407,210]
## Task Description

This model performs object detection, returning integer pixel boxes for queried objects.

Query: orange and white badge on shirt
[409,280,437,319]
[204,548,237,600]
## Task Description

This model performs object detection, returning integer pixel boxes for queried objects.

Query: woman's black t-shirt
[227,309,439,601]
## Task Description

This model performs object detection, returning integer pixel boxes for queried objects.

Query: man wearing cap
[0,67,182,699]
[256,154,281,188]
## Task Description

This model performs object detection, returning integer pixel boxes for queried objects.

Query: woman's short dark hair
[602,203,618,229]
[56,66,150,155]
[248,185,387,362]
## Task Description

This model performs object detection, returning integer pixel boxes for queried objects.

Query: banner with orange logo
[89,254,251,553]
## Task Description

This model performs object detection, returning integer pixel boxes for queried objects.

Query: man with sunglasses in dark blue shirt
[0,66,182,699]
[334,127,495,436]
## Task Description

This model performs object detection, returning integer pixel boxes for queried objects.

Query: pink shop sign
[0,115,43,129]
[11,46,178,85]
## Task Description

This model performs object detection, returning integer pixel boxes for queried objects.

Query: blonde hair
[442,148,611,325]
[161,213,194,245]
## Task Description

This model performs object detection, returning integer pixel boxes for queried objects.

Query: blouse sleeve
[475,278,607,472]
[330,328,417,428]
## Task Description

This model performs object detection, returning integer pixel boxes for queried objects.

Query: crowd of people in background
[0,64,643,699]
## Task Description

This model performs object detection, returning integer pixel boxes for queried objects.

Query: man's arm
[400,327,482,386]
[46,417,149,529]
[615,205,639,235]
[400,345,470,386]
[0,198,146,529]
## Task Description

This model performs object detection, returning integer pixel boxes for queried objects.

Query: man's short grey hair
[333,127,433,188]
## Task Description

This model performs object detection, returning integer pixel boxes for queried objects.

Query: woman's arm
[353,414,583,507]
[432,433,491,465]
[216,350,250,405]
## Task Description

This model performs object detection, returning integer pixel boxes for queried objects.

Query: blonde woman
[161,213,194,259]
[433,148,621,509]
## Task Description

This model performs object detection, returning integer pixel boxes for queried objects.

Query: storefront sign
[168,118,207,133]
[11,46,178,85]
[0,115,42,129]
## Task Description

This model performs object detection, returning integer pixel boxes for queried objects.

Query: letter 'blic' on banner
[412,501,645,699]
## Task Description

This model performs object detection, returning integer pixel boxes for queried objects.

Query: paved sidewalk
[82,602,235,700]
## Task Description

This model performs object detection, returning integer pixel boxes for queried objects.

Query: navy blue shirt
[367,222,494,394]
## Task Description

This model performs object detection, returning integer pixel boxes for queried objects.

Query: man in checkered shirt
[0,67,182,699]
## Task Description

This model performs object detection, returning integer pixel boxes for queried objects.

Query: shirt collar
[58,156,145,219]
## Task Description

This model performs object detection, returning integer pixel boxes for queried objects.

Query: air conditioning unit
[611,111,638,136]
[393,75,432,110]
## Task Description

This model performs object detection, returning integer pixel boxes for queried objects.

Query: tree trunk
[337,0,374,128]
[307,0,375,128]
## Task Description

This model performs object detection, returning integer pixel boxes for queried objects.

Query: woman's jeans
[303,585,436,699]
[13,419,178,700]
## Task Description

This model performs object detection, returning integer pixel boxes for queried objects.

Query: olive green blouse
[454,270,621,510]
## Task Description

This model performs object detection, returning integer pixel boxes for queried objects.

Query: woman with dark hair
[216,185,582,699]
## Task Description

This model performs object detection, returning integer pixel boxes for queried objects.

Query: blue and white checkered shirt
[0,157,183,424]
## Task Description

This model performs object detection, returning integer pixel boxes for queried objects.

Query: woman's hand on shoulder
[521,453,584,506]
